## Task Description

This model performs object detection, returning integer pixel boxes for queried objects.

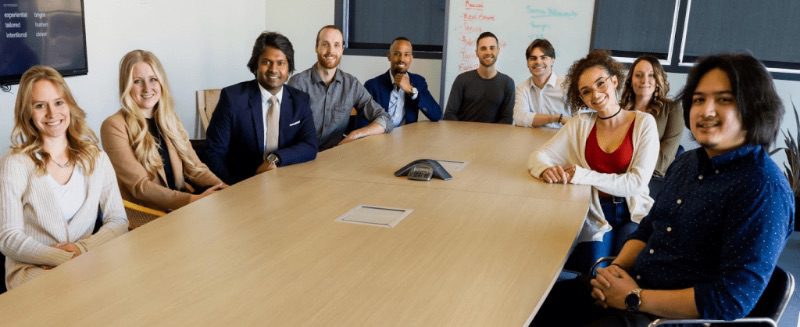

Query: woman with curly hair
[528,50,659,273]
[101,50,226,212]
[0,66,128,289]
[620,55,684,179]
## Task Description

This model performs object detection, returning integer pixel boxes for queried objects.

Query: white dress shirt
[512,72,569,128]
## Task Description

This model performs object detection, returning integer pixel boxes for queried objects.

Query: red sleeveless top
[585,118,635,174]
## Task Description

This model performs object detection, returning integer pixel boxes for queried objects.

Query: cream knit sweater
[0,151,128,289]
[528,111,659,243]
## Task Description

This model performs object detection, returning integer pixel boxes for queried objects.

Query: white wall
[1,0,797,160]
[0,0,266,151]
[264,0,442,108]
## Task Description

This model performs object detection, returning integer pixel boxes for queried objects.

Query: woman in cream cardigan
[0,66,129,290]
[101,50,226,212]
[528,50,659,274]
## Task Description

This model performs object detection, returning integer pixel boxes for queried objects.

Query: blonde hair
[118,50,202,179]
[11,65,100,174]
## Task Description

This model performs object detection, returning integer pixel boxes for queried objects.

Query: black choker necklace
[598,107,623,120]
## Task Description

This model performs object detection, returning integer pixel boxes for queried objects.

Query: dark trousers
[564,198,638,274]
[531,277,655,327]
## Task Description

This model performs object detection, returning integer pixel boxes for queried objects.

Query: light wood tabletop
[0,122,590,326]
[277,121,581,200]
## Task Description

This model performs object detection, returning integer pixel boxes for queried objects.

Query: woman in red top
[528,50,659,274]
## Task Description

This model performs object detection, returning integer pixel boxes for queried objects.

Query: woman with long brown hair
[620,55,684,178]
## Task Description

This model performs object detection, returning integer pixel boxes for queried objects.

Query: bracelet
[558,114,563,124]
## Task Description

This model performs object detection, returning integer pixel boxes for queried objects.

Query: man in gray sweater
[444,31,514,124]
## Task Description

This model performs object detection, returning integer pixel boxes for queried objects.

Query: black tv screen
[0,0,87,85]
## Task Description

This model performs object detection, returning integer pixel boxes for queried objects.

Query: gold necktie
[266,96,280,154]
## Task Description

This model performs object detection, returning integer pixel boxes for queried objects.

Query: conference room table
[0,121,590,326]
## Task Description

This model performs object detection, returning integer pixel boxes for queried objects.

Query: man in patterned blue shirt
[533,54,794,326]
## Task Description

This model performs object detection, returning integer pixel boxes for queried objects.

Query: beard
[317,52,341,69]
[391,64,408,75]
[479,55,497,67]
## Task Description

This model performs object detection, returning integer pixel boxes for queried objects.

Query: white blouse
[45,166,86,222]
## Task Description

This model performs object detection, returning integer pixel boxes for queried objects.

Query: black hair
[679,53,783,148]
[390,36,411,48]
[476,31,498,47]
[247,31,295,74]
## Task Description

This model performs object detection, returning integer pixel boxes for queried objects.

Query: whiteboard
[440,0,595,107]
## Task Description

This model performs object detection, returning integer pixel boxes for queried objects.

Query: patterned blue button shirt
[629,144,794,320]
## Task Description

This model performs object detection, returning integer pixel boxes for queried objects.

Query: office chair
[123,200,166,230]
[591,257,796,327]
[194,88,221,139]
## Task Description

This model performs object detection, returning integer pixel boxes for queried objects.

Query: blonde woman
[0,66,128,290]
[101,50,226,212]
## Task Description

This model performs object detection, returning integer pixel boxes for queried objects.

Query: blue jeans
[564,197,637,274]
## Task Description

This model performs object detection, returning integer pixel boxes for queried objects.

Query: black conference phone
[394,159,452,181]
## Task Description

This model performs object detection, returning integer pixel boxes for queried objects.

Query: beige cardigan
[0,151,129,289]
[651,100,685,177]
[101,111,223,211]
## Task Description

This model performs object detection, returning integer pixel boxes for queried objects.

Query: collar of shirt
[311,63,343,86]
[258,83,283,107]
[699,144,760,173]
[528,71,559,91]
[389,71,405,86]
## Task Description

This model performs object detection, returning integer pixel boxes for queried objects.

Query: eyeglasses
[580,75,613,99]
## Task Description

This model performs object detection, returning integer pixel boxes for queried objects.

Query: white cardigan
[528,110,659,242]
[0,151,129,289]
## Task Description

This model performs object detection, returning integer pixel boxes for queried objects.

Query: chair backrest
[123,200,167,230]
[195,89,221,139]
[748,265,795,321]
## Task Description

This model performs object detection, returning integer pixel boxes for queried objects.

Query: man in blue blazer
[362,37,442,128]
[205,32,317,185]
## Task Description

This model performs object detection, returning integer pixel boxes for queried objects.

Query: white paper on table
[336,204,413,228]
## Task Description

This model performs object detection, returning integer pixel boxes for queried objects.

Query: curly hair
[11,65,100,174]
[562,49,625,113]
[620,55,672,116]
[679,53,783,148]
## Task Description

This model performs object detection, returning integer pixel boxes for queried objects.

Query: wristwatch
[625,288,643,312]
[265,153,280,166]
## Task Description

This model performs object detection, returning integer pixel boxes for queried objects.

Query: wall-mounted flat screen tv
[1,0,87,85]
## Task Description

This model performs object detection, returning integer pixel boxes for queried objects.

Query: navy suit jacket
[205,80,318,184]
[361,70,441,128]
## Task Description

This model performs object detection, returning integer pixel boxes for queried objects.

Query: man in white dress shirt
[512,38,570,128]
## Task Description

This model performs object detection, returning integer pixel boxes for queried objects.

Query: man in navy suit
[363,37,442,128]
[205,32,318,185]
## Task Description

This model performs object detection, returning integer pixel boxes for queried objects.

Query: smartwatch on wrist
[625,288,642,312]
